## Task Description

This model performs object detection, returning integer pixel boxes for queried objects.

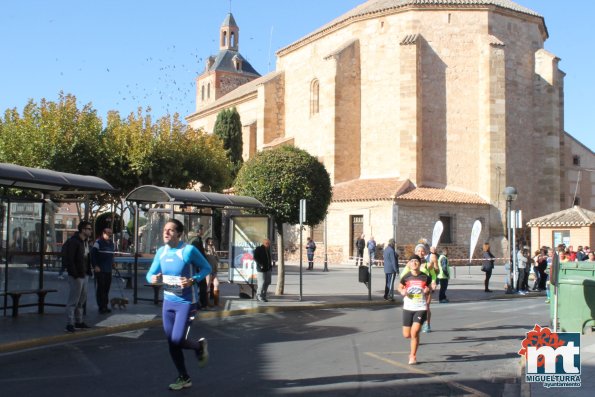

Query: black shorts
[402,309,427,327]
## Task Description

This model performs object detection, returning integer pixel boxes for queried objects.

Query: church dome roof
[221,13,238,28]
[207,49,260,76]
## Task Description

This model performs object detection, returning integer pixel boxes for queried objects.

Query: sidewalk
[0,263,541,352]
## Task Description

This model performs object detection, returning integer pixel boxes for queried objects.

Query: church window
[310,79,320,116]
[439,214,455,244]
[201,85,205,101]
[573,155,581,166]
[222,31,227,47]
[573,196,581,206]
[311,222,324,243]
[208,83,211,99]
[231,32,236,47]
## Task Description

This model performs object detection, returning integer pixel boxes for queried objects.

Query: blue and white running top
[146,242,211,304]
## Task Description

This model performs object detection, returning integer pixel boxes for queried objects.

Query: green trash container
[551,261,595,334]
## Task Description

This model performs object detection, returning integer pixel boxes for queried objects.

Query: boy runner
[399,254,435,365]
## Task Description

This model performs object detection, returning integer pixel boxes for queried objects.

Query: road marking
[365,352,491,397]
[113,329,148,339]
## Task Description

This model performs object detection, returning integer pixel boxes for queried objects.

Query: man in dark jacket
[253,239,272,302]
[91,227,115,314]
[355,234,365,266]
[383,238,399,300]
[64,220,93,332]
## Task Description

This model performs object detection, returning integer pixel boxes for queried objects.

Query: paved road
[0,297,551,397]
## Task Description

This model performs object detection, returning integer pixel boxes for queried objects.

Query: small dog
[110,297,128,310]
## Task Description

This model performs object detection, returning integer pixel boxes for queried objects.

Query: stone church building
[187,0,595,263]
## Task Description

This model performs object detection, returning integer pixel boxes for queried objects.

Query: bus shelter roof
[0,162,118,193]
[126,185,264,209]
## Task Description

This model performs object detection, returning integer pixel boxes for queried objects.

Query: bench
[144,283,163,305]
[1,289,58,317]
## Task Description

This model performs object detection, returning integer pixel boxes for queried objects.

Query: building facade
[187,0,595,263]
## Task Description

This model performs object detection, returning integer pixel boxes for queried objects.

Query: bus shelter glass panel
[1,201,43,309]
[229,215,269,286]
[134,205,213,304]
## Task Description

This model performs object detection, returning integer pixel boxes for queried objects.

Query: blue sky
[1,0,592,151]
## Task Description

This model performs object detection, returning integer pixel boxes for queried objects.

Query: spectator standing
[544,249,554,304]
[355,234,365,266]
[146,219,211,391]
[567,246,576,261]
[537,248,548,290]
[531,250,541,291]
[481,242,495,292]
[191,225,209,310]
[367,236,377,266]
[516,248,529,294]
[91,227,115,314]
[306,237,316,270]
[437,247,450,303]
[576,246,587,261]
[383,238,399,300]
[204,237,221,307]
[63,221,93,333]
[253,238,273,302]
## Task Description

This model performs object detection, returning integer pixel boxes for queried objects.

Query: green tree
[1,95,233,234]
[101,109,232,192]
[0,92,103,173]
[213,107,243,179]
[234,146,332,294]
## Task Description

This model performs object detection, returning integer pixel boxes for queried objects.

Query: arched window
[231,32,236,47]
[207,83,211,99]
[310,79,320,115]
[201,85,205,101]
[222,31,227,47]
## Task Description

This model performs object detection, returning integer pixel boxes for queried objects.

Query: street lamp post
[323,215,328,272]
[503,186,517,294]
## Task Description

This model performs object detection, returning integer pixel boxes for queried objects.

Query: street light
[503,186,517,294]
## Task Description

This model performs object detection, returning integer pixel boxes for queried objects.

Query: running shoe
[421,323,431,333]
[195,338,209,368]
[65,324,75,333]
[74,322,91,329]
[408,356,417,365]
[168,376,192,390]
[544,299,550,304]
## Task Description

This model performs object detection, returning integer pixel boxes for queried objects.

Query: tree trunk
[275,223,285,295]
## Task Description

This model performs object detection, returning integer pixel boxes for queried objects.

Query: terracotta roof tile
[527,206,595,227]
[332,178,412,202]
[397,187,488,205]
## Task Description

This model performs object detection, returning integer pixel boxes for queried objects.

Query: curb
[0,299,396,354]
[0,291,545,354]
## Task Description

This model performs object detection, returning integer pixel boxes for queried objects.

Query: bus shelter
[124,185,269,304]
[0,163,118,316]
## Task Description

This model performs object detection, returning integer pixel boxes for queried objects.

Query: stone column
[534,49,563,213]
[399,34,422,185]
[479,36,506,238]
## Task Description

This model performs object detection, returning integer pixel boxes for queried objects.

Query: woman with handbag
[481,242,495,292]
